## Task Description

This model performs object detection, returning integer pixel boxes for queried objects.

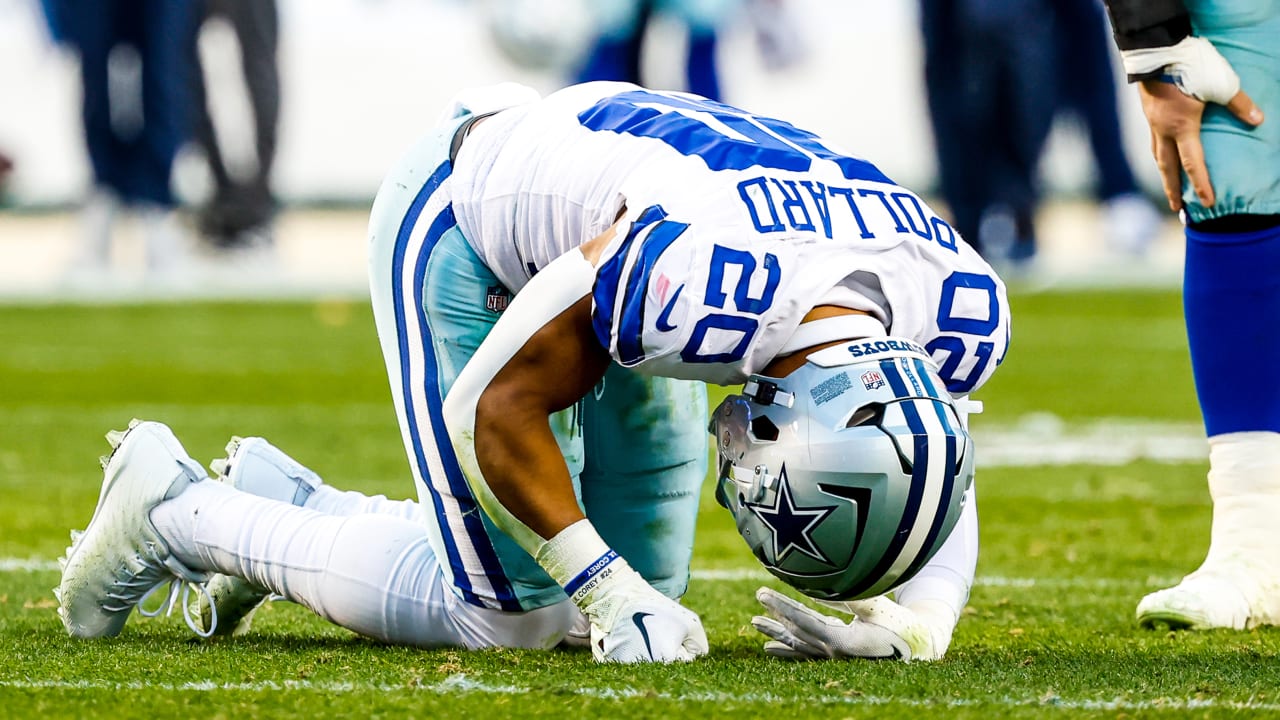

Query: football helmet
[711,337,974,601]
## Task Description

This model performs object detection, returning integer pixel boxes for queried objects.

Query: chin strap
[779,314,886,356]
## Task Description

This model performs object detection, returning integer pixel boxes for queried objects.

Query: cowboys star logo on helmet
[711,337,975,601]
[745,466,839,565]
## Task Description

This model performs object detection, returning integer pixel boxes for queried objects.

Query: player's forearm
[441,249,605,554]
[472,386,586,542]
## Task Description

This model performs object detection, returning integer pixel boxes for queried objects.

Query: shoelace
[137,578,218,638]
[101,541,218,638]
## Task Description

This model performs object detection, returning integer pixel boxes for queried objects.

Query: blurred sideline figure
[56,81,1007,664]
[1100,0,1280,631]
[919,0,1058,267]
[1053,0,1161,257]
[190,0,281,261]
[53,0,203,280]
[485,0,805,97]
[574,0,738,100]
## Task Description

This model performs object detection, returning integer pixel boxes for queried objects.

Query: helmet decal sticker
[745,465,839,565]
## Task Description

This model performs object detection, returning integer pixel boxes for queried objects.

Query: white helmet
[710,337,974,601]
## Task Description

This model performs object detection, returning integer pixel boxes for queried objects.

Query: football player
[1102,0,1280,630]
[56,82,1009,663]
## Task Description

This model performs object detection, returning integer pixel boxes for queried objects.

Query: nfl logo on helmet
[860,370,885,390]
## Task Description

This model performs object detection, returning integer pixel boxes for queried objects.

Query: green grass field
[2,288,1279,718]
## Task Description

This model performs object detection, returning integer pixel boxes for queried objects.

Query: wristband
[536,519,631,606]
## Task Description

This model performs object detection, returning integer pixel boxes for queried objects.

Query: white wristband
[535,519,633,606]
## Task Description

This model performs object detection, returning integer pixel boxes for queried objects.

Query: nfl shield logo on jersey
[485,285,511,313]
[860,370,885,391]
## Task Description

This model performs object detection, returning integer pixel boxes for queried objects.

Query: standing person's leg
[191,0,237,244]
[230,0,280,204]
[667,0,739,101]
[1054,0,1160,255]
[62,0,124,270]
[1135,2,1280,630]
[978,0,1056,265]
[135,0,200,209]
[921,0,988,255]
[1055,0,1140,201]
[135,0,202,272]
[208,0,281,243]
[575,0,647,85]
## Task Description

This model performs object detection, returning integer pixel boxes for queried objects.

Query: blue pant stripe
[391,162,519,610]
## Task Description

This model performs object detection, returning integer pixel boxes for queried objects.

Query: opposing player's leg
[1136,224,1280,629]
[1135,3,1280,630]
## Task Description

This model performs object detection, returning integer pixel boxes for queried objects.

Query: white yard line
[0,557,1176,588]
[0,675,1275,711]
[972,414,1207,467]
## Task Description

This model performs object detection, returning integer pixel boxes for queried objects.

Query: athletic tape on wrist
[536,519,627,605]
[1120,36,1239,102]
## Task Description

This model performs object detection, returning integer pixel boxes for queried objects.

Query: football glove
[1120,36,1240,106]
[751,587,956,662]
[580,560,708,664]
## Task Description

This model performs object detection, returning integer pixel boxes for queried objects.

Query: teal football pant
[366,112,708,613]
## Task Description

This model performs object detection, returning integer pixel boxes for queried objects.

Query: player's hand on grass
[581,563,708,664]
[1120,36,1263,211]
[752,587,955,662]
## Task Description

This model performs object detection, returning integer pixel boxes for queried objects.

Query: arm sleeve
[1102,0,1191,53]
[440,248,598,554]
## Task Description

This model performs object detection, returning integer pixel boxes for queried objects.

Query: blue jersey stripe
[591,204,668,358]
[616,217,688,365]
[390,164,520,611]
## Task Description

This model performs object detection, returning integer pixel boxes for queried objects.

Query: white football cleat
[1136,561,1274,627]
[1138,433,1280,631]
[195,436,324,636]
[57,420,211,638]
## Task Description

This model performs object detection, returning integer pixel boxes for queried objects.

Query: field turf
[2,288,1278,718]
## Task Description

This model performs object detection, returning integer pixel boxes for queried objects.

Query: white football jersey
[449,82,1009,394]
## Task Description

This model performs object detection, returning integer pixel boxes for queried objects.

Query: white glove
[536,520,707,663]
[1120,36,1241,105]
[751,587,956,662]
[580,562,708,664]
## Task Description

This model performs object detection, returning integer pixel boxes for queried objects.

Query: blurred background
[0,0,1181,298]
